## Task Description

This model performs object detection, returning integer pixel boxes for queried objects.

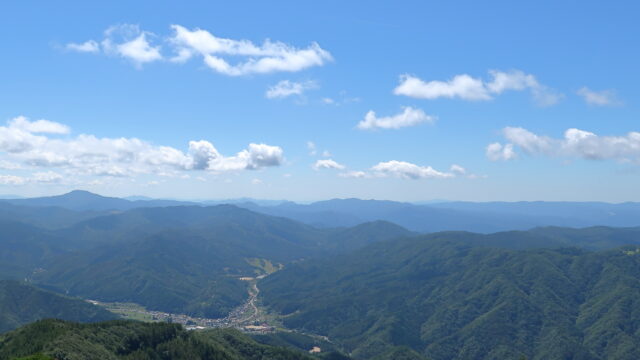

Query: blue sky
[0,1,639,201]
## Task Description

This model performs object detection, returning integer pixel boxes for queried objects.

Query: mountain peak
[63,190,105,198]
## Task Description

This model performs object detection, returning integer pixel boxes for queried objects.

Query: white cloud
[394,74,490,101]
[0,175,26,185]
[321,150,332,158]
[339,171,367,178]
[450,164,466,175]
[67,24,330,75]
[242,143,284,169]
[370,160,454,179]
[0,171,65,185]
[488,127,640,163]
[321,97,335,104]
[0,116,284,178]
[8,116,70,134]
[313,159,345,170]
[168,25,332,76]
[114,33,162,64]
[101,25,162,65]
[67,25,163,65]
[251,178,263,185]
[66,40,100,53]
[67,25,165,67]
[577,87,621,106]
[336,161,476,180]
[394,70,562,106]
[188,140,221,170]
[357,107,435,130]
[33,171,63,183]
[0,160,21,170]
[266,80,317,99]
[486,142,517,161]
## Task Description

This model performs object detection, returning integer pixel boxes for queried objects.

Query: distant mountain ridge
[239,198,640,233]
[5,191,640,233]
[0,190,199,211]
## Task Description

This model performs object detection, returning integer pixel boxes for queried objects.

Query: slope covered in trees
[0,280,117,333]
[0,204,410,318]
[0,319,337,360]
[260,234,640,359]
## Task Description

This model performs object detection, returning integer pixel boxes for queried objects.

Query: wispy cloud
[313,159,345,170]
[486,143,517,161]
[338,161,479,180]
[66,40,100,53]
[488,127,640,163]
[357,107,435,130]
[370,160,454,179]
[169,25,332,76]
[66,25,163,67]
[66,24,332,75]
[266,80,317,99]
[577,87,621,106]
[394,70,563,106]
[307,141,317,156]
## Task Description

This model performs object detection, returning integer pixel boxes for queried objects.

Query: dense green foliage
[5,191,640,359]
[0,319,319,360]
[261,235,640,359]
[0,280,117,333]
[0,202,409,318]
[0,202,106,230]
[252,331,345,356]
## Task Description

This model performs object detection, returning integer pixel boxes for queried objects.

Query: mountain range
[5,191,640,233]
[4,190,640,359]
[260,234,640,359]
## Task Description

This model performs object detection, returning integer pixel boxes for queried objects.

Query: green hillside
[33,231,252,318]
[0,319,325,360]
[260,235,640,359]
[27,207,411,318]
[0,280,117,333]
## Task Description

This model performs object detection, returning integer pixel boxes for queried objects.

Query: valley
[3,191,640,359]
[3,5,635,358]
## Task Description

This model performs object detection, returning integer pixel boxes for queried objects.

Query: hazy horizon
[3,188,640,205]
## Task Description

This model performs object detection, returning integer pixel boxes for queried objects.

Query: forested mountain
[0,202,107,229]
[32,219,410,317]
[0,319,338,360]
[260,235,640,359]
[0,220,69,278]
[4,191,640,359]
[0,280,117,333]
[0,202,411,318]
